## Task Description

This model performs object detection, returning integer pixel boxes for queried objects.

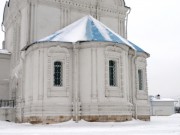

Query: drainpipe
[132,51,137,119]
[125,8,131,39]
[135,103,137,119]
[73,43,79,123]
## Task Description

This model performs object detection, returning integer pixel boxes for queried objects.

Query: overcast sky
[0,0,180,99]
[125,0,180,99]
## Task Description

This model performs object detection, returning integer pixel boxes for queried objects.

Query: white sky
[0,0,180,98]
[125,0,180,99]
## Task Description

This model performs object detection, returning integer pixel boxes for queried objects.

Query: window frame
[105,46,124,97]
[138,69,144,90]
[109,60,117,87]
[53,61,63,87]
[47,46,70,97]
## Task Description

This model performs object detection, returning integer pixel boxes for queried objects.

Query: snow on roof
[151,97,177,102]
[0,49,10,54]
[37,15,146,53]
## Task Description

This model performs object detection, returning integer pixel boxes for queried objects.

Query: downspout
[73,43,79,123]
[125,8,131,39]
[42,48,45,124]
[132,51,137,119]
[20,52,25,122]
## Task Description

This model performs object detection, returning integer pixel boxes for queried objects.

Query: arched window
[138,69,143,90]
[54,61,63,87]
[109,60,117,86]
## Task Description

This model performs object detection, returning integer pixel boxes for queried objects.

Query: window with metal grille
[54,61,63,86]
[109,60,117,86]
[138,69,143,90]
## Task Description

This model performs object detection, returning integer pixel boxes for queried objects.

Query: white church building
[0,0,150,124]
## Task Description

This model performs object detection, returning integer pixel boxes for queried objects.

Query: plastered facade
[2,0,150,123]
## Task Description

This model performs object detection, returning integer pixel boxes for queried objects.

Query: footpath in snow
[0,114,180,135]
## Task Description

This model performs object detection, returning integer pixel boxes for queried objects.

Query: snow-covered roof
[30,15,146,53]
[151,97,177,102]
[0,49,10,54]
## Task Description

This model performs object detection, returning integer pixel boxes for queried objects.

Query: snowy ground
[0,114,180,135]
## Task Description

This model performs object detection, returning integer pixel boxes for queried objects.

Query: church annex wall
[20,42,136,123]
[79,43,133,122]
[0,53,10,99]
[22,43,73,123]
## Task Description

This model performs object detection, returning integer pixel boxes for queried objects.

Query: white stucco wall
[35,2,127,41]
[23,44,73,118]
[0,108,15,121]
[20,6,28,50]
[151,101,176,116]
[3,0,129,52]
[5,26,14,52]
[2,0,151,123]
[100,16,119,34]
[21,42,150,121]
[36,5,61,41]
[0,53,10,100]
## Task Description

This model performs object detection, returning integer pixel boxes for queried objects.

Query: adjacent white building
[0,49,15,122]
[1,0,150,123]
[0,49,10,100]
[150,95,177,116]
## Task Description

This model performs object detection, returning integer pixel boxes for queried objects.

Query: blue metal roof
[37,15,146,53]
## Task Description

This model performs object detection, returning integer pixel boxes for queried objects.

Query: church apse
[2,0,150,123]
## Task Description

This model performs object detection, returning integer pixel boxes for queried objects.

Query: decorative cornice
[135,57,147,66]
[38,0,128,15]
[3,0,128,28]
[136,52,150,58]
[48,46,69,55]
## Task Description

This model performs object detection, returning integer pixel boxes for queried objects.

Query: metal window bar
[138,69,143,90]
[109,60,117,86]
[0,100,15,108]
[54,61,63,86]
